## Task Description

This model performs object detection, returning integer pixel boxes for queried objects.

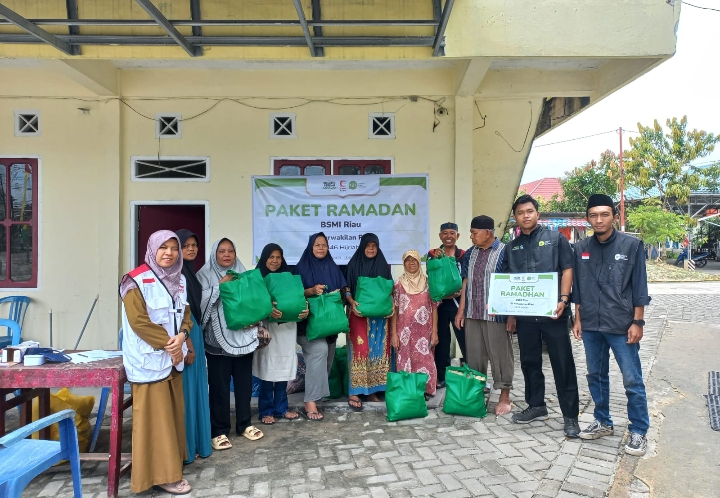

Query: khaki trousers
[465,319,514,390]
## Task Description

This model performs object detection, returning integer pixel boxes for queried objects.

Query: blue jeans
[583,331,650,436]
[258,380,289,418]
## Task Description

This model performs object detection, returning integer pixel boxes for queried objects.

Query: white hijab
[197,238,258,356]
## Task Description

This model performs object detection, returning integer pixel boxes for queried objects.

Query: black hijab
[293,232,347,291]
[346,233,392,295]
[256,243,289,277]
[176,229,203,321]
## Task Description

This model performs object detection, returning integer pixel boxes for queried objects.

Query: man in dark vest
[572,194,651,456]
[502,194,580,437]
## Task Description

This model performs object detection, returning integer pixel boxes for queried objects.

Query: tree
[548,151,620,212]
[626,200,686,258]
[623,116,720,211]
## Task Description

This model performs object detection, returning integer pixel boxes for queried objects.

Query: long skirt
[130,370,186,493]
[348,314,391,396]
[182,316,212,464]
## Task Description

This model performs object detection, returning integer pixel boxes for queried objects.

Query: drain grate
[707,372,720,431]
[709,371,720,395]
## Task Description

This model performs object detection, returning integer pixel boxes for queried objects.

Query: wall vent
[369,113,395,139]
[14,111,41,136]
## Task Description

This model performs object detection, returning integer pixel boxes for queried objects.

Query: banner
[252,174,429,264]
[487,273,559,317]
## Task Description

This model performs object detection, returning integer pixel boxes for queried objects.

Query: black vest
[505,226,569,320]
[573,230,642,333]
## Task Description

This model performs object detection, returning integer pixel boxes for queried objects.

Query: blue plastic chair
[0,319,23,420]
[0,409,82,498]
[0,296,29,349]
[89,329,130,453]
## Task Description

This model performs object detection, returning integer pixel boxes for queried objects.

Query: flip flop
[282,411,300,420]
[302,410,324,421]
[152,480,192,495]
[260,416,275,425]
[211,435,232,451]
[242,426,264,441]
[348,397,363,412]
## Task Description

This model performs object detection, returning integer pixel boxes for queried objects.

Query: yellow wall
[0,79,120,349]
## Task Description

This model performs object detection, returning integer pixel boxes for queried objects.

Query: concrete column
[454,96,474,237]
[472,98,543,234]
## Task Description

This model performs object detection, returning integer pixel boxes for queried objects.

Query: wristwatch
[559,297,569,306]
[632,319,645,327]
[181,329,190,340]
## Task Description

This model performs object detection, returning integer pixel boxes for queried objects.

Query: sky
[521,2,720,184]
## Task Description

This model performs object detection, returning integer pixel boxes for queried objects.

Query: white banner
[487,273,559,317]
[252,174,430,264]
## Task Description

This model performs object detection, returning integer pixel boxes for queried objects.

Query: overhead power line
[683,1,720,13]
[533,130,617,148]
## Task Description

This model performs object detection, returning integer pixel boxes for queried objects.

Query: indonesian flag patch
[142,278,156,284]
[581,252,590,260]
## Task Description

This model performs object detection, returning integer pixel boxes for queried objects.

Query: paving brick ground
[13,292,707,498]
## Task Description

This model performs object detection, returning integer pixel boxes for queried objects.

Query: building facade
[0,0,681,348]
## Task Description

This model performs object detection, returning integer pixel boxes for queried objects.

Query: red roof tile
[519,178,563,200]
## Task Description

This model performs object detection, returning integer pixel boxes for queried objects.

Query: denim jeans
[582,331,650,436]
[258,380,289,418]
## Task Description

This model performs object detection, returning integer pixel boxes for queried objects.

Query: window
[369,113,395,139]
[14,111,41,137]
[0,159,38,288]
[270,114,297,139]
[132,157,210,182]
[334,160,391,175]
[156,114,182,139]
[273,160,331,176]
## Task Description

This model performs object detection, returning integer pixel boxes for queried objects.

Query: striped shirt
[461,239,506,322]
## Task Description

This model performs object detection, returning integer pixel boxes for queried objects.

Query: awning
[538,218,590,228]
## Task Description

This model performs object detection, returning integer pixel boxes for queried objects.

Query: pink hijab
[120,230,184,300]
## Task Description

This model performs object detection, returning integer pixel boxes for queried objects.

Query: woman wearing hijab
[293,232,348,421]
[120,230,192,495]
[176,229,212,464]
[253,243,308,425]
[390,250,440,397]
[344,233,393,409]
[197,238,264,451]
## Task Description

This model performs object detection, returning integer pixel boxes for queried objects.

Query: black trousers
[206,352,254,438]
[435,300,466,382]
[516,319,579,417]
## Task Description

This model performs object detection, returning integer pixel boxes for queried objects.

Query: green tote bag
[219,268,273,329]
[385,371,429,422]
[427,252,462,302]
[306,292,350,341]
[328,345,349,399]
[355,276,394,318]
[264,272,307,323]
[442,364,488,418]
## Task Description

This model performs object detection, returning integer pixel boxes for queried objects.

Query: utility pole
[619,127,625,232]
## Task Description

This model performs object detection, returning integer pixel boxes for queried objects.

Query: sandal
[152,479,192,495]
[260,415,275,425]
[302,410,324,421]
[242,426,264,441]
[283,411,300,420]
[211,435,232,451]
[348,396,363,411]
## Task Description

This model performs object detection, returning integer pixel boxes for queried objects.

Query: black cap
[471,215,495,230]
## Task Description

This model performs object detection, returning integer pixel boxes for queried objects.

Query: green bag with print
[427,252,462,302]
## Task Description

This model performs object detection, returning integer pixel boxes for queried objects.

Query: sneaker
[564,417,581,438]
[511,405,549,424]
[624,432,647,456]
[579,420,614,440]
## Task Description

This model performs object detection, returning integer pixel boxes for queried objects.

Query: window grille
[132,157,209,181]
